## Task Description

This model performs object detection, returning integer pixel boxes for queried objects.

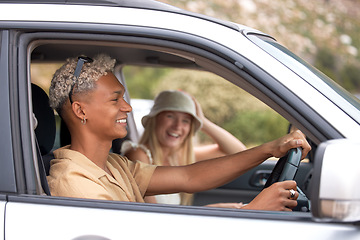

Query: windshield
[247,33,360,123]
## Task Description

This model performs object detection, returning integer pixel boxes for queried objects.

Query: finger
[283,208,292,212]
[279,139,302,156]
[286,198,298,209]
[285,183,299,200]
[292,130,312,159]
[281,188,296,200]
[288,189,298,200]
[301,145,311,160]
[294,191,299,200]
[283,139,310,160]
[275,181,298,200]
[277,180,297,190]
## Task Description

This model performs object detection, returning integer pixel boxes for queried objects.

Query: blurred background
[158,0,360,92]
[32,0,360,146]
[126,0,360,145]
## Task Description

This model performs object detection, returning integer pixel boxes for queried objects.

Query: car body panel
[0,30,17,193]
[4,198,359,240]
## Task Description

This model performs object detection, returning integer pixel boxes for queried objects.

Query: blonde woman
[122,91,245,207]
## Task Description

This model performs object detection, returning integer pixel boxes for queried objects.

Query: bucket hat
[141,90,203,132]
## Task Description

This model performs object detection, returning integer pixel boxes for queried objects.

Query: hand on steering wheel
[263,147,310,212]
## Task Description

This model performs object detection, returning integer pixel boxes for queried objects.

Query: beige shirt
[47,146,156,202]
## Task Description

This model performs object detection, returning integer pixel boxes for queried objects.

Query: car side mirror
[311,139,360,223]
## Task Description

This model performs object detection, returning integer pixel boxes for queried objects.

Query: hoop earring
[81,117,87,125]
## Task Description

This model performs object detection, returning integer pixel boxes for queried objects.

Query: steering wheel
[263,147,310,212]
[264,147,302,187]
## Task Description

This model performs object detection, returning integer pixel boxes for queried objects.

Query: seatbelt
[35,137,51,196]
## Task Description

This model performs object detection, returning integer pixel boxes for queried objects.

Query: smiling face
[83,72,132,141]
[155,111,192,150]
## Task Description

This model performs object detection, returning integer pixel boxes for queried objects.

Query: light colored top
[47,146,156,202]
[121,140,181,205]
[121,140,153,164]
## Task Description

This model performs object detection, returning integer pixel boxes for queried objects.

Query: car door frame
[0,30,18,194]
[12,21,340,220]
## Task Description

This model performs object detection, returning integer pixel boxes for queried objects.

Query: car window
[28,36,312,212]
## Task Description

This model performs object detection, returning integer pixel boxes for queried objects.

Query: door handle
[73,235,110,240]
[249,170,272,187]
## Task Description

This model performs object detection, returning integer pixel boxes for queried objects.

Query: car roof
[0,0,240,31]
[0,0,180,10]
[2,0,270,70]
[4,0,246,68]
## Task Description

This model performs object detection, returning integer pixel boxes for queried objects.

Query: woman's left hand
[191,94,206,122]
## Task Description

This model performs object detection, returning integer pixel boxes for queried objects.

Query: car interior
[29,37,315,209]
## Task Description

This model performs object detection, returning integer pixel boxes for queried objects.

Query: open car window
[29,35,314,210]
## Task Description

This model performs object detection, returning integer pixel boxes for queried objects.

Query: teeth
[169,132,179,138]
[116,119,127,123]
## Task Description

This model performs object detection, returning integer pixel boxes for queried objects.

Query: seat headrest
[31,84,56,155]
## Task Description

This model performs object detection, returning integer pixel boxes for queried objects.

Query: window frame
[14,23,333,220]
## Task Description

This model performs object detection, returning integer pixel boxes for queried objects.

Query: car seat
[32,83,56,195]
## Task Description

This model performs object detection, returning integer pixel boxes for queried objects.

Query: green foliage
[160,0,360,95]
[223,110,288,146]
[123,66,170,99]
[314,48,337,80]
[314,48,360,93]
[314,48,336,71]
[339,64,360,92]
[125,67,289,146]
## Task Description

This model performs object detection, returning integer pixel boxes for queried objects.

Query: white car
[0,0,359,239]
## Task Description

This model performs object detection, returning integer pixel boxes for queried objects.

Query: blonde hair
[139,115,196,205]
[49,54,116,114]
